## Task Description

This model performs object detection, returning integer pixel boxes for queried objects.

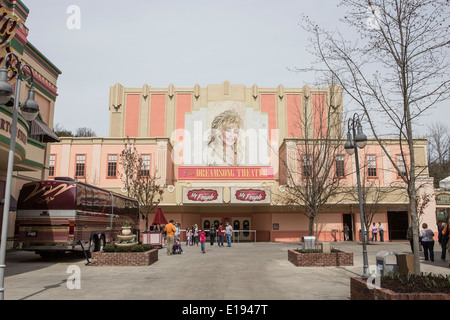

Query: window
[49,154,56,177]
[367,155,377,177]
[107,154,118,177]
[396,155,407,177]
[302,155,312,177]
[336,155,345,177]
[141,154,151,176]
[75,154,86,177]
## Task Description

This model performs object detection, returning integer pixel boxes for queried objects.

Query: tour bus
[15,177,139,258]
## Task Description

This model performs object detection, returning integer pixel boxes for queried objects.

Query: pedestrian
[190,225,196,246]
[164,220,177,255]
[225,221,233,247]
[407,226,414,253]
[173,239,181,254]
[420,223,435,262]
[378,222,384,242]
[438,222,449,261]
[161,224,167,245]
[217,223,224,247]
[199,229,206,253]
[174,221,183,253]
[194,224,199,246]
[186,227,191,246]
[343,224,349,241]
[209,224,216,246]
[371,222,378,242]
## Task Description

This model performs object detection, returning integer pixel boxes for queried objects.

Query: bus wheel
[99,235,106,251]
[88,236,99,257]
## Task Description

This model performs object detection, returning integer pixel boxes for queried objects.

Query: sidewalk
[3,241,450,300]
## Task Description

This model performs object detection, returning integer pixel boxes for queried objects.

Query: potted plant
[121,221,132,235]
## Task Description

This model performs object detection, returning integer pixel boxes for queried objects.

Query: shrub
[103,244,116,252]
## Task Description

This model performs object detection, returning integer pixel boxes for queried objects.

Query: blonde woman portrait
[205,109,243,166]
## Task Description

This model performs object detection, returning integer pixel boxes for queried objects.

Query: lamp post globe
[0,66,12,105]
[354,123,367,149]
[20,86,39,121]
[344,131,355,155]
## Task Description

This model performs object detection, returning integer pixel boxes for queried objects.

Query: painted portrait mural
[182,101,270,167]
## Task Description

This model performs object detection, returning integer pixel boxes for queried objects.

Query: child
[173,239,181,254]
[199,230,206,253]
[186,228,191,246]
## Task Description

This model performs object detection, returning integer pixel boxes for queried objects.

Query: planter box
[350,277,450,300]
[288,249,353,267]
[90,249,158,266]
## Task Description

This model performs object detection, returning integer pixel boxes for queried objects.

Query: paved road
[3,241,450,301]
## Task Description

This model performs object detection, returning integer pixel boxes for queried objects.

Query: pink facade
[50,82,436,242]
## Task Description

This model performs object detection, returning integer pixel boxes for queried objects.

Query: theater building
[0,0,61,247]
[50,81,437,242]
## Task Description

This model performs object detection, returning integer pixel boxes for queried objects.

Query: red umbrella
[152,207,168,225]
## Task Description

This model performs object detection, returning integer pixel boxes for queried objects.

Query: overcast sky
[24,1,448,138]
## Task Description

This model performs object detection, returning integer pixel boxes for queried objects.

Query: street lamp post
[0,52,39,300]
[344,113,369,278]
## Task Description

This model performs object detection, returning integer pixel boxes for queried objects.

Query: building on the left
[0,0,61,248]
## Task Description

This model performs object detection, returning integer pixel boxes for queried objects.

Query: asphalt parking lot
[3,241,450,301]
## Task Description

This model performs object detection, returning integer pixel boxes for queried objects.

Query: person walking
[185,227,191,246]
[194,224,199,246]
[378,222,384,242]
[217,223,224,247]
[225,222,233,247]
[209,224,216,246]
[420,223,435,262]
[407,226,414,253]
[199,230,206,253]
[438,222,449,261]
[371,222,378,242]
[164,220,177,255]
[343,224,349,241]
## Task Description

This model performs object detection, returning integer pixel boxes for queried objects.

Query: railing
[231,230,257,243]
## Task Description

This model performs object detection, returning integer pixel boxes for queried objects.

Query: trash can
[302,236,316,249]
[396,253,415,275]
[376,251,398,275]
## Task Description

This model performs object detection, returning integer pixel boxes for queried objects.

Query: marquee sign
[183,187,223,204]
[231,187,271,204]
[178,166,274,180]
[187,189,218,202]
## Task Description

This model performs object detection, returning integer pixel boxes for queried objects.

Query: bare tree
[119,142,164,231]
[279,84,347,237]
[75,127,96,137]
[300,0,450,274]
[53,123,73,137]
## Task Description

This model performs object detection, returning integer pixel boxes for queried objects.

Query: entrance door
[343,214,354,241]
[232,217,251,241]
[388,211,409,240]
[202,217,221,240]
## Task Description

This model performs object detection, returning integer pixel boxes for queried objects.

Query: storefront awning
[30,119,60,143]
